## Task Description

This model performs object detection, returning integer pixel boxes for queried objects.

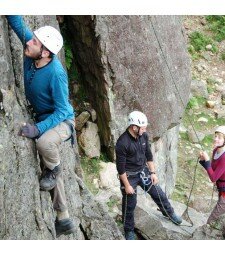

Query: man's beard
[24,46,42,60]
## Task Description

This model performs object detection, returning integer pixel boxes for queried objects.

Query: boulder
[78,121,101,158]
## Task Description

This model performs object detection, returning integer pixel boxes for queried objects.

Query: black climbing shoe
[125,230,135,240]
[161,210,182,225]
[40,165,61,191]
[166,212,182,225]
[55,218,76,237]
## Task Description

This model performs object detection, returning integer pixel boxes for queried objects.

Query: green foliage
[80,153,111,195]
[179,132,189,141]
[188,45,200,60]
[99,152,110,163]
[188,31,218,60]
[81,156,100,195]
[206,77,217,94]
[206,15,225,42]
[202,134,213,147]
[64,42,73,70]
[186,96,206,110]
[81,156,101,175]
[206,77,217,86]
[189,31,217,52]
[186,97,199,109]
[107,198,118,209]
[59,20,80,83]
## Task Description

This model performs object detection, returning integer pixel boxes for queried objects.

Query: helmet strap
[134,125,140,137]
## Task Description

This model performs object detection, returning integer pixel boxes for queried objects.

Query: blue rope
[140,171,151,196]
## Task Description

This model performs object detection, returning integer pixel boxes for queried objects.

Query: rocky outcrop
[0,15,123,240]
[96,165,208,240]
[67,15,191,195]
[67,15,191,155]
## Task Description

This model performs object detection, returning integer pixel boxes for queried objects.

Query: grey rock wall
[67,15,191,195]
[0,15,123,240]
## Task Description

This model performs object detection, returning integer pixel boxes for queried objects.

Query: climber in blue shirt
[6,15,76,238]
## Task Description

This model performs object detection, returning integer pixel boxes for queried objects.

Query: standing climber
[115,111,182,240]
[199,126,225,225]
[6,15,76,237]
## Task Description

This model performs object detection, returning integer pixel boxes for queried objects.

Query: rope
[180,157,199,227]
[149,16,214,224]
[150,17,204,149]
[140,168,194,228]
[154,184,193,237]
[123,193,128,232]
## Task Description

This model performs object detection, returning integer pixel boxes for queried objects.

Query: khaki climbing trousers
[207,196,225,224]
[36,120,74,212]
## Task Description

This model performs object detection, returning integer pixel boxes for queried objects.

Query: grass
[188,31,218,60]
[80,152,111,195]
[206,77,218,94]
[206,16,225,42]
[173,92,221,205]
[183,94,225,135]
[206,77,218,86]
[187,96,206,109]
[202,134,213,147]
[81,156,102,195]
[107,198,119,210]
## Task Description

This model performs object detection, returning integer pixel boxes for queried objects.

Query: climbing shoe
[125,230,135,240]
[161,209,182,225]
[55,218,76,237]
[169,212,182,225]
[40,165,61,191]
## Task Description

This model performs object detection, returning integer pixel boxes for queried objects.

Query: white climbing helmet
[34,26,63,55]
[128,111,148,127]
[215,126,225,136]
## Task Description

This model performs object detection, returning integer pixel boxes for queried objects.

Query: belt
[126,171,142,177]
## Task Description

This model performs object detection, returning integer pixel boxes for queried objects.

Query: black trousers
[121,167,174,231]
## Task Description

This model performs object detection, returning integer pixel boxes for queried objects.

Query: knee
[36,138,52,154]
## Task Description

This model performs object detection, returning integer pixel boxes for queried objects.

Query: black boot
[40,165,61,191]
[125,230,135,240]
[55,218,76,237]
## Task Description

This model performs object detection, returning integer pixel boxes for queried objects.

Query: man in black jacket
[116,111,182,240]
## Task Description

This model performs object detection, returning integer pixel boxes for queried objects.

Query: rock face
[1,15,191,239]
[67,15,191,195]
[68,15,191,156]
[0,15,123,240]
[78,121,101,158]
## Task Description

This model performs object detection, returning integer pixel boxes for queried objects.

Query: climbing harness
[139,170,153,195]
[64,119,76,147]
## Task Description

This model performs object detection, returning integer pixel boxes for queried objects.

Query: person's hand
[18,123,39,138]
[199,151,210,161]
[125,185,135,195]
[151,173,158,185]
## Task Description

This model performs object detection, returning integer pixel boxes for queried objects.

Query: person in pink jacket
[199,126,225,224]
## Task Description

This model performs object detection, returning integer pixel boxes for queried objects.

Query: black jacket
[115,130,153,175]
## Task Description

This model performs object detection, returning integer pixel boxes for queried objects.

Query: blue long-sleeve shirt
[6,15,75,135]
